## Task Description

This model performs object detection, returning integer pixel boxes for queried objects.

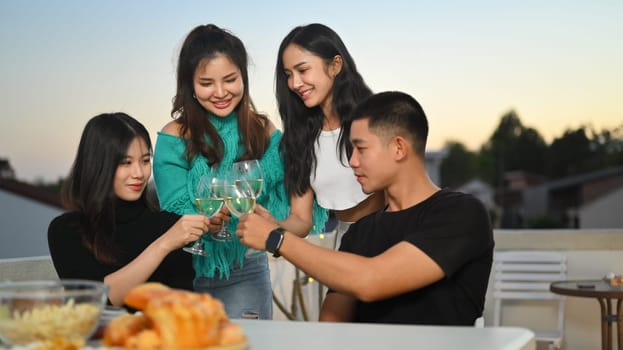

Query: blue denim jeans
[194,253,272,320]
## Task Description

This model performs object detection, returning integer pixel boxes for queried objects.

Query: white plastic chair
[492,251,566,350]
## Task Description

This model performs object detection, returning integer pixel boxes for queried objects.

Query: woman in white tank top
[271,23,385,248]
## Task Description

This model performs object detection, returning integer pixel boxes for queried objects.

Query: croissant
[102,313,150,347]
[123,282,172,311]
[145,290,225,348]
[103,283,247,349]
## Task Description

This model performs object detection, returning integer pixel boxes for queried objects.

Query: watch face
[267,229,284,256]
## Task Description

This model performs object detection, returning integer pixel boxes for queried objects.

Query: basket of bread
[103,282,247,349]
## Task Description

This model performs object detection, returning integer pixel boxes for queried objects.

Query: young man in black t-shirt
[237,91,494,325]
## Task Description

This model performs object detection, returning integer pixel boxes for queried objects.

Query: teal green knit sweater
[153,112,327,279]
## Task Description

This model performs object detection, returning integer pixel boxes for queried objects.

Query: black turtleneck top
[47,200,193,291]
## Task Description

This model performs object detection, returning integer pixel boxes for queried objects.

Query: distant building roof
[503,171,547,190]
[0,178,62,209]
[543,166,623,191]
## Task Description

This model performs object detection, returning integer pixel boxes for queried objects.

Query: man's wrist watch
[265,227,285,258]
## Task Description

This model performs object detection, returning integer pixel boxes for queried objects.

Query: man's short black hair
[346,91,429,157]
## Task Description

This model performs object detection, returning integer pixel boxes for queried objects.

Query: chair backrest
[0,256,59,282]
[492,250,566,346]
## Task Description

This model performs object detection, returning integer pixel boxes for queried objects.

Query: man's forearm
[278,232,373,299]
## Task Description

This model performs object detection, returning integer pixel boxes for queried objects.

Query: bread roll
[123,282,171,310]
[104,283,247,349]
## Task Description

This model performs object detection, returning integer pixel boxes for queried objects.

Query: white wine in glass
[195,198,223,217]
[225,196,256,217]
[232,160,266,257]
[208,174,236,242]
[233,160,264,197]
[236,179,263,198]
[184,175,223,256]
[224,179,256,217]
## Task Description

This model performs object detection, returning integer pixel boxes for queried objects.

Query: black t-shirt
[335,188,494,325]
[47,200,194,291]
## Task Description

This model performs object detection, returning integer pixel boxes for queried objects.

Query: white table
[236,319,536,350]
[0,320,535,350]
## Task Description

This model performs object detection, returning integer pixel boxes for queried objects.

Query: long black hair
[172,24,269,166]
[61,112,153,265]
[275,23,372,196]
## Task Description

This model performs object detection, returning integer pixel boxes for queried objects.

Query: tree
[479,110,547,186]
[590,124,623,168]
[545,124,623,179]
[515,127,547,175]
[545,127,592,178]
[0,158,16,179]
[439,141,478,188]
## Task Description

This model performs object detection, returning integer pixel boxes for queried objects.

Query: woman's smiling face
[282,44,339,113]
[193,54,244,117]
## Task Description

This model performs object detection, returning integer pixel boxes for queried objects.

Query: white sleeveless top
[310,128,370,210]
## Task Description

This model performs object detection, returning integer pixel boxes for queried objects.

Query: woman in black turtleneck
[47,113,212,306]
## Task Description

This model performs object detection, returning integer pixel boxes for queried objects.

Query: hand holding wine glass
[231,160,267,256]
[207,161,264,243]
[209,171,237,242]
[226,174,266,254]
[184,175,224,255]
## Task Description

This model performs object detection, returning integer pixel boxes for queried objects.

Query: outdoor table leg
[617,298,622,350]
[599,298,611,350]
[604,298,613,350]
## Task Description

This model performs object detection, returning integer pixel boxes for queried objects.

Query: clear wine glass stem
[212,219,233,242]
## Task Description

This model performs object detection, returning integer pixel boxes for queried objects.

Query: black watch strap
[266,227,285,257]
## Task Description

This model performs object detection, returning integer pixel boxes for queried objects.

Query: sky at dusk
[1,0,621,182]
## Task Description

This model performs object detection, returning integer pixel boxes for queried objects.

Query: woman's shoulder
[156,210,182,225]
[254,113,281,135]
[48,212,81,237]
[265,118,278,135]
[160,120,184,137]
[50,211,79,226]
[155,122,187,152]
[137,209,181,230]
[254,112,278,138]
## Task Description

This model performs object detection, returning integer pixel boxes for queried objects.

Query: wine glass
[184,175,223,255]
[209,171,237,242]
[232,160,266,256]
[233,160,264,198]
[225,178,257,218]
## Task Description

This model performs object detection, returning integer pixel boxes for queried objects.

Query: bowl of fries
[0,279,107,346]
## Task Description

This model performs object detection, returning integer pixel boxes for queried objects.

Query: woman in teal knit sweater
[153,24,326,319]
